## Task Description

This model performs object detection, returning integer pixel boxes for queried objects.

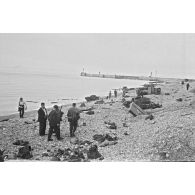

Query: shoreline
[1,79,195,161]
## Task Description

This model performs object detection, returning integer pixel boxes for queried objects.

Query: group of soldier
[37,102,80,141]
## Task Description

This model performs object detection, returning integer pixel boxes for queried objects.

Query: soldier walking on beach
[18,97,27,118]
[48,105,62,141]
[38,102,48,136]
[186,82,190,90]
[67,103,80,137]
[114,89,117,98]
[109,91,112,99]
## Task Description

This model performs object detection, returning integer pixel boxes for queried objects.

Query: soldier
[67,103,80,137]
[114,89,117,98]
[37,102,48,136]
[48,105,63,141]
[186,82,190,90]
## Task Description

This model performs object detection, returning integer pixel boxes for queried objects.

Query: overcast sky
[0,33,195,79]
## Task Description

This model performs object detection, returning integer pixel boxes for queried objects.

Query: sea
[0,71,147,116]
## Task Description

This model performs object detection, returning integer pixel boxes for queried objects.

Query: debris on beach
[85,110,95,115]
[85,95,99,102]
[104,121,117,129]
[93,133,117,143]
[87,145,102,159]
[129,102,146,117]
[94,99,104,104]
[0,149,5,162]
[176,98,183,102]
[0,118,9,122]
[80,103,86,107]
[17,145,33,159]
[99,140,118,147]
[13,140,29,146]
[145,114,154,120]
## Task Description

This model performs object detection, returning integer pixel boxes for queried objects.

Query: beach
[0,80,195,161]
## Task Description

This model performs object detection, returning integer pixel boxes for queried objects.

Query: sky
[0,33,195,79]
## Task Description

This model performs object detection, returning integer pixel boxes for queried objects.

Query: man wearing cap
[38,102,48,136]
[48,105,62,141]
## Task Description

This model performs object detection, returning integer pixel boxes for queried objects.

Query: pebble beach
[0,80,195,162]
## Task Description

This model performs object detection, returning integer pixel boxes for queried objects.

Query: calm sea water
[0,72,146,116]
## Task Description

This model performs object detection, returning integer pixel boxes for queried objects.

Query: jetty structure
[80,71,195,83]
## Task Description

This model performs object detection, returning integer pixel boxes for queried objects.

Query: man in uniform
[48,105,62,141]
[38,102,48,136]
[67,103,80,137]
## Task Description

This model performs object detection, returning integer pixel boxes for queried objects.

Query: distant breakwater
[81,72,161,82]
[80,72,195,82]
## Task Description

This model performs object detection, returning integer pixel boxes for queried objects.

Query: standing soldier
[114,89,117,98]
[18,97,27,118]
[109,91,112,99]
[186,82,190,90]
[38,102,48,136]
[48,105,62,141]
[67,103,80,137]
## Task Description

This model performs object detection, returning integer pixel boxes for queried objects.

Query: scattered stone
[83,122,87,126]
